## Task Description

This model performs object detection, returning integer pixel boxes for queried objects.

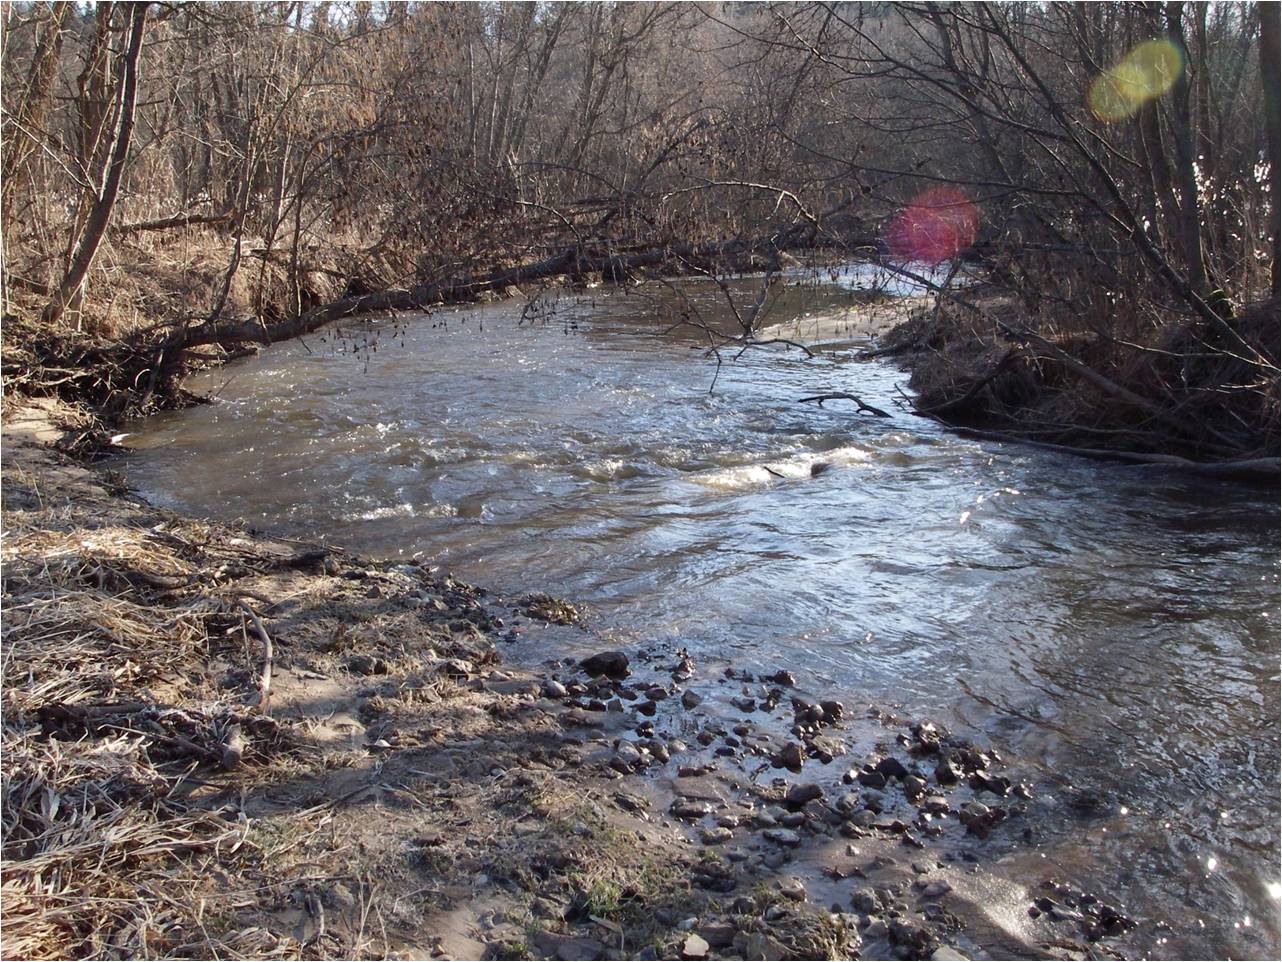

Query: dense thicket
[1,2,1276,460]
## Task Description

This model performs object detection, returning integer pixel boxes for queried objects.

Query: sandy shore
[2,398,1140,961]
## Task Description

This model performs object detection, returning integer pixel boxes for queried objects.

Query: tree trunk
[41,3,148,328]
[1261,1,1281,293]
[1,1,71,218]
[1164,2,1209,295]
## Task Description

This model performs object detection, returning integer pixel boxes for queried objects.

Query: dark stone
[772,742,805,772]
[785,783,824,809]
[346,654,387,675]
[875,756,910,779]
[857,769,887,789]
[934,758,961,785]
[771,670,797,686]
[820,700,845,723]
[580,650,630,679]
[681,690,703,709]
[637,698,659,717]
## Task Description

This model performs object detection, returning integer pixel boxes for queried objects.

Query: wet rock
[930,948,970,961]
[680,933,710,960]
[875,756,910,779]
[785,783,824,808]
[920,880,952,899]
[673,775,727,804]
[610,741,643,772]
[889,919,936,956]
[851,888,880,914]
[920,795,950,815]
[645,686,669,701]
[772,742,805,772]
[820,700,845,723]
[701,826,733,845]
[645,739,671,763]
[778,812,806,828]
[681,690,703,709]
[542,678,568,699]
[614,791,650,813]
[856,769,887,789]
[935,757,961,785]
[849,809,877,828]
[903,775,927,800]
[959,800,1004,835]
[672,655,696,681]
[835,792,861,815]
[637,698,659,716]
[968,772,1011,797]
[731,695,757,713]
[672,800,714,820]
[581,650,630,679]
[864,919,889,939]
[762,828,802,847]
[778,877,806,901]
[770,670,797,686]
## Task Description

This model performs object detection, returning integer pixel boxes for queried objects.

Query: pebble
[785,783,824,808]
[610,741,643,772]
[857,769,887,789]
[698,921,736,948]
[920,880,952,899]
[778,877,806,901]
[680,934,710,960]
[541,678,568,699]
[772,742,804,772]
[580,650,629,679]
[762,828,801,847]
[875,756,910,779]
[701,827,733,844]
[681,690,703,709]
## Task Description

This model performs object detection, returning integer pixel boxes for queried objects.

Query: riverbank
[3,397,1155,961]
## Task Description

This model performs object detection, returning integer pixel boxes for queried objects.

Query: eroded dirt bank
[3,399,1142,961]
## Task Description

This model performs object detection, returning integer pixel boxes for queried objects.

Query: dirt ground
[2,398,1139,961]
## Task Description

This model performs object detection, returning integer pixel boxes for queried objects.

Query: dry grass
[0,418,306,959]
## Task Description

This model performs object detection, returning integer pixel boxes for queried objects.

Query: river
[121,267,1280,959]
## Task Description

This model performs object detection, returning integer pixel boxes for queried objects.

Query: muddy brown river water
[122,268,1280,959]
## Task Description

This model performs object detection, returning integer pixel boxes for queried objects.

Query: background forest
[2,1,1278,461]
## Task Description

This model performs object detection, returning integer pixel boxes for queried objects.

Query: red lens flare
[885,186,979,264]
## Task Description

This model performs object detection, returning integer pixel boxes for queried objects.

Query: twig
[236,600,274,715]
[797,392,892,417]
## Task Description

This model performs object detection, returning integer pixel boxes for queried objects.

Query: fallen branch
[797,392,892,417]
[237,600,274,714]
[114,210,232,234]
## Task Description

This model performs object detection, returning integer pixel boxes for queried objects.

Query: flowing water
[121,268,1280,959]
